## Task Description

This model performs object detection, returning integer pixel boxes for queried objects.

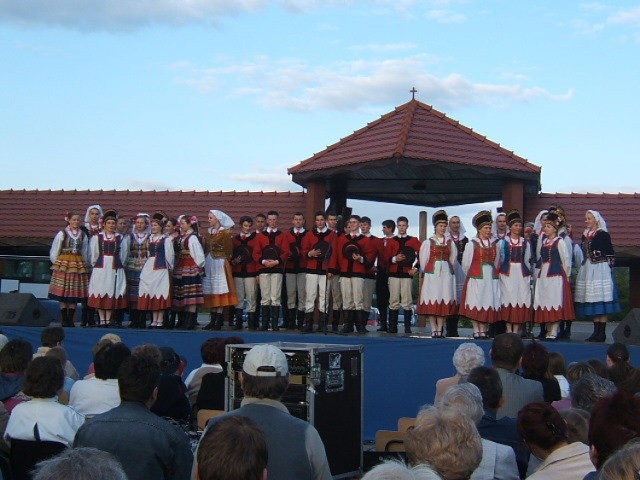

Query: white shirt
[69,377,121,417]
[4,397,84,447]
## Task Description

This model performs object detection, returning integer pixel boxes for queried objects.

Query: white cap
[242,344,289,377]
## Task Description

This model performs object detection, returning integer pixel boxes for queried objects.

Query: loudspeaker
[0,293,54,327]
[612,309,640,346]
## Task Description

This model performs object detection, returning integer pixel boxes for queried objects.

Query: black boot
[558,321,566,339]
[186,311,198,330]
[271,306,280,331]
[164,310,176,330]
[303,312,314,333]
[175,311,186,329]
[297,310,305,331]
[388,310,399,334]
[61,308,74,327]
[356,310,368,334]
[377,308,388,332]
[331,310,340,333]
[227,307,234,327]
[234,308,244,330]
[585,322,598,342]
[247,312,257,331]
[588,322,607,343]
[403,309,413,334]
[287,308,297,329]
[83,306,97,327]
[260,307,271,331]
[446,316,459,337]
[341,310,355,334]
[128,309,139,328]
[204,312,217,330]
[66,308,77,327]
[537,323,548,339]
[113,309,124,328]
[317,312,328,334]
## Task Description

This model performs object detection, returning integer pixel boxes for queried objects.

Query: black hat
[152,211,168,225]
[506,209,522,227]
[432,210,448,227]
[472,210,492,230]
[102,209,118,223]
[546,211,562,230]
[548,204,566,226]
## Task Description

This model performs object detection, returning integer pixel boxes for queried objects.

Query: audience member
[46,346,75,404]
[606,342,640,395]
[548,352,569,398]
[587,359,608,378]
[0,338,33,411]
[150,346,191,421]
[32,447,128,480]
[598,440,640,480]
[558,408,590,445]
[185,338,224,405]
[74,354,193,480]
[69,341,131,417]
[83,334,122,378]
[35,326,80,380]
[434,343,485,404]
[516,402,594,479]
[0,333,8,351]
[552,362,595,411]
[193,344,331,480]
[196,336,244,411]
[131,343,162,364]
[362,460,443,480]
[197,415,268,480]
[489,333,543,418]
[571,373,616,412]
[520,342,561,403]
[439,383,519,480]
[406,405,482,480]
[4,356,84,447]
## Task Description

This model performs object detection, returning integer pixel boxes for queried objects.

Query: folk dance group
[47,203,620,341]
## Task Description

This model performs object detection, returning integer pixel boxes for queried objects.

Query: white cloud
[350,42,417,53]
[573,4,640,39]
[425,8,466,24]
[608,5,640,27]
[228,170,300,191]
[174,54,573,112]
[124,179,175,191]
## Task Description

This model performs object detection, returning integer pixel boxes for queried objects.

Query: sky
[1,0,639,232]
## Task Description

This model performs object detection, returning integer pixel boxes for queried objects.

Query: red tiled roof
[0,190,306,245]
[524,192,640,253]
[288,99,541,176]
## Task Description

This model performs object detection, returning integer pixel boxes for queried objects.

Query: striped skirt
[48,253,89,303]
[172,256,204,308]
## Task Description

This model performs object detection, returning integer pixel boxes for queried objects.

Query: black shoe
[340,310,355,334]
[388,310,399,334]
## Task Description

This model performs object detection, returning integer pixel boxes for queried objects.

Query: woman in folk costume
[418,210,458,338]
[79,204,103,327]
[530,209,548,338]
[48,211,90,327]
[87,209,129,327]
[497,209,532,335]
[459,210,501,339]
[162,215,181,329]
[575,210,621,343]
[172,215,205,329]
[138,212,175,328]
[444,215,468,338]
[202,210,239,330]
[532,211,575,341]
[124,213,151,328]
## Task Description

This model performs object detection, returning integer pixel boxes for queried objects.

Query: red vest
[467,239,498,279]
[424,239,454,275]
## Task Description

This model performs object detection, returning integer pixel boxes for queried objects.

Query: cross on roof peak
[410,87,417,100]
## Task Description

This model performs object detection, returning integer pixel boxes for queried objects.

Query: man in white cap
[192,344,331,480]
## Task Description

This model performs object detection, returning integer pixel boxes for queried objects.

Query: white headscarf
[445,216,467,239]
[84,204,103,225]
[533,210,548,234]
[585,210,608,235]
[492,212,507,238]
[209,210,234,229]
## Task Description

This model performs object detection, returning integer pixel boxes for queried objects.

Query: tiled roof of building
[524,192,640,256]
[288,99,541,176]
[0,189,306,247]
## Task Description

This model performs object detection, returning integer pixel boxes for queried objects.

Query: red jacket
[252,230,290,274]
[385,235,421,278]
[301,228,337,275]
[231,232,259,277]
[332,233,377,278]
[283,228,308,274]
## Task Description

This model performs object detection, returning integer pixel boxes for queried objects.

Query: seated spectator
[586,391,640,478]
[83,334,122,378]
[552,362,595,411]
[434,343,485,404]
[197,415,268,480]
[520,342,561,403]
[587,359,608,378]
[69,341,131,417]
[185,338,224,405]
[599,439,640,480]
[46,346,75,405]
[439,383,519,480]
[32,447,127,480]
[571,373,616,413]
[150,346,191,422]
[74,354,193,480]
[547,352,569,398]
[34,326,80,380]
[0,333,8,351]
[362,460,443,480]
[606,342,640,394]
[516,402,594,479]
[0,338,33,412]
[131,343,162,364]
[406,405,482,480]
[196,336,244,411]
[4,356,84,447]
[558,408,590,445]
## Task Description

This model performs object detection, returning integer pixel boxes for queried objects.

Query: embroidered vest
[499,239,531,277]
[95,233,124,269]
[467,239,497,279]
[424,239,453,274]
[148,238,168,269]
[539,238,563,277]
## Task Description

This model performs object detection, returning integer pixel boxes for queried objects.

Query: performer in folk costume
[48,211,90,327]
[532,211,575,341]
[445,215,468,337]
[232,216,259,330]
[375,219,395,332]
[492,211,509,242]
[79,204,103,327]
[326,212,344,332]
[302,210,338,333]
[252,210,289,331]
[202,210,238,330]
[161,216,180,329]
[359,216,380,331]
[125,213,151,328]
[575,210,621,343]
[459,210,501,339]
[116,215,131,236]
[87,209,128,327]
[138,212,175,328]
[418,210,458,338]
[530,209,548,338]
[385,216,421,334]
[172,215,205,330]
[332,215,377,334]
[283,212,308,330]
[497,209,532,335]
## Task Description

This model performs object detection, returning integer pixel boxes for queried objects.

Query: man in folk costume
[301,211,338,333]
[445,215,468,337]
[488,211,509,337]
[252,210,289,331]
[385,216,421,334]
[232,216,260,330]
[332,215,376,333]
[283,212,308,330]
[326,211,344,332]
[375,219,395,332]
[359,216,380,332]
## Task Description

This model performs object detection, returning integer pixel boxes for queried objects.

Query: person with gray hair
[434,343,485,403]
[439,384,519,480]
[362,460,443,480]
[571,373,616,412]
[32,447,127,480]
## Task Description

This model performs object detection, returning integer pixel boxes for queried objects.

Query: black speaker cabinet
[613,309,640,346]
[0,293,54,327]
[227,342,364,479]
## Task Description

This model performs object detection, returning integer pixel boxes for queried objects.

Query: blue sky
[1,1,639,230]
